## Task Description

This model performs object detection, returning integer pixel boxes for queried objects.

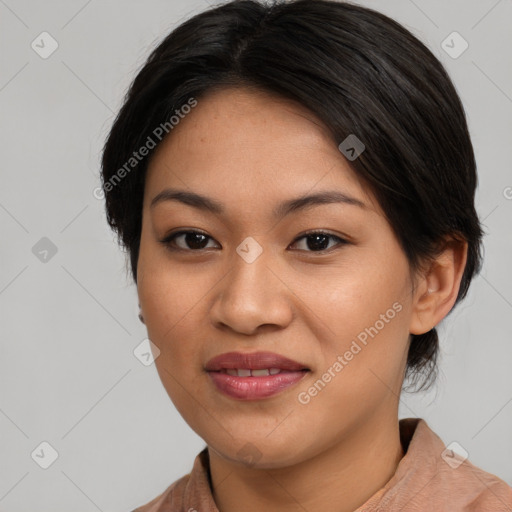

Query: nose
[209,246,294,336]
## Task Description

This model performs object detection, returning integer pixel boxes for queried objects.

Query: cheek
[137,226,203,327]
[303,258,408,332]
[309,258,411,379]
[137,266,208,417]
[139,271,202,359]
[136,246,204,368]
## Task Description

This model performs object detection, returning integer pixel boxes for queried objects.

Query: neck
[208,410,404,512]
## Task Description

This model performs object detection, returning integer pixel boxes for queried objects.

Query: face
[137,87,417,468]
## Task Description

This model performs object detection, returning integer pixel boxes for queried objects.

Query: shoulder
[446,458,512,508]
[424,424,512,508]
[389,418,512,510]
[130,473,190,512]
[421,421,512,507]
[129,447,213,512]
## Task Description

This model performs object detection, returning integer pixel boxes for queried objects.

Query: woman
[100,0,512,510]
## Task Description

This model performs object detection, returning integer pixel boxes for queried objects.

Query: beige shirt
[132,418,512,511]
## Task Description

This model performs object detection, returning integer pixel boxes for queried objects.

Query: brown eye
[290,231,348,252]
[160,229,348,254]
[160,230,218,251]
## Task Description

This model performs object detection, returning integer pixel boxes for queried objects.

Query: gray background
[1,0,511,510]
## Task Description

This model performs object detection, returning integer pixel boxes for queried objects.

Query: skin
[136,87,467,512]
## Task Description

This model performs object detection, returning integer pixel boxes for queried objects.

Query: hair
[100,0,484,392]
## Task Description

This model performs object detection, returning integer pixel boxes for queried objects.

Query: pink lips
[205,351,310,400]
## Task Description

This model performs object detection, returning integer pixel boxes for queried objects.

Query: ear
[409,238,468,335]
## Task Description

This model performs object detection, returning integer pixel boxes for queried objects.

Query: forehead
[144,87,377,213]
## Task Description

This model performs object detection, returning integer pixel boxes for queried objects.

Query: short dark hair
[100,0,484,392]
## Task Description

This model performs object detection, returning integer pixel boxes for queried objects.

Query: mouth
[206,368,310,400]
[214,368,309,377]
[205,351,310,373]
[204,351,310,400]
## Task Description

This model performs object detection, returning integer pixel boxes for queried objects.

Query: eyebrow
[150,188,368,219]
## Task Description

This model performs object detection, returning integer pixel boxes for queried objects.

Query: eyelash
[159,229,348,254]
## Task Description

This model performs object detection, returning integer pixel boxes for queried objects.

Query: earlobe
[409,238,468,335]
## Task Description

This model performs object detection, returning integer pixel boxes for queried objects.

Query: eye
[160,230,218,251]
[289,231,348,252]
[159,229,348,253]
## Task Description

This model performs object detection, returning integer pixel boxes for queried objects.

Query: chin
[209,436,308,469]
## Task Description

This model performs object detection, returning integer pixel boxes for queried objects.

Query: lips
[205,351,309,372]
